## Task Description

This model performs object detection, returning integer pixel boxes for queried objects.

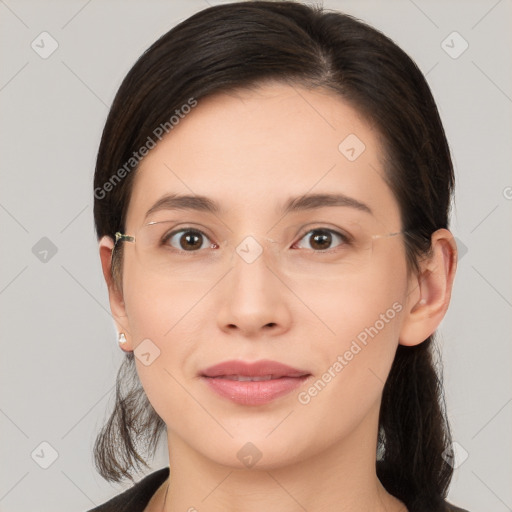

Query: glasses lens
[129,220,401,282]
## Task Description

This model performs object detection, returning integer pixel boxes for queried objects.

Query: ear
[99,236,133,352]
[399,228,457,346]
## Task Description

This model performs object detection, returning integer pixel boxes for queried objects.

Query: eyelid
[150,220,214,238]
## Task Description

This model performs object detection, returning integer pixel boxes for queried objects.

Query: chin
[196,433,313,472]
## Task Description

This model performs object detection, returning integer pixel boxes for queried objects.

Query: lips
[200,359,311,405]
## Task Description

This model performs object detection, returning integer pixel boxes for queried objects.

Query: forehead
[125,83,400,231]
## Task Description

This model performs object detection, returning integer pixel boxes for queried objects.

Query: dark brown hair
[93,2,455,511]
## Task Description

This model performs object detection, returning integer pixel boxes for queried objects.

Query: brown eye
[163,229,213,251]
[294,228,349,251]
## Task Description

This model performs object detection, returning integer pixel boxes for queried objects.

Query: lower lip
[202,375,310,405]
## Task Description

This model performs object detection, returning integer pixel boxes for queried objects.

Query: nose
[215,235,292,338]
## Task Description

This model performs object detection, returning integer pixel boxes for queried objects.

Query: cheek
[121,266,215,417]
[314,285,402,374]
[290,257,405,342]
[293,283,403,444]
[122,254,211,339]
[294,259,406,398]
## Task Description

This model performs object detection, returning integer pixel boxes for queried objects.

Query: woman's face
[116,83,415,468]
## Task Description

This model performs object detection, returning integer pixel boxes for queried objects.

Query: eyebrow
[144,192,373,220]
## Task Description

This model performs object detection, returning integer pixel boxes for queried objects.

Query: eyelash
[161,226,351,253]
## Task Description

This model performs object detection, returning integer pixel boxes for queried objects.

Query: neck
[158,406,407,512]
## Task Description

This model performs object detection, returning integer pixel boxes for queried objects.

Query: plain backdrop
[0,1,511,511]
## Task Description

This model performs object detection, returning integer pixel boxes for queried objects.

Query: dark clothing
[87,468,169,512]
[87,467,470,512]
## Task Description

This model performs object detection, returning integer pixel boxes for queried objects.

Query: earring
[118,332,127,344]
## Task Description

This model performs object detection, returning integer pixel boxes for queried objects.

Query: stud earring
[118,332,127,344]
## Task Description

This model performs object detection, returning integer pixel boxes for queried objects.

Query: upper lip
[200,359,310,378]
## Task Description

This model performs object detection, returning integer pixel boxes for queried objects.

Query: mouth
[200,359,311,405]
[211,375,288,381]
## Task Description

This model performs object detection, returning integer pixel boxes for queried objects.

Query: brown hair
[93,3,455,511]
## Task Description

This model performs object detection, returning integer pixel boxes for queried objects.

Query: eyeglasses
[112,219,405,283]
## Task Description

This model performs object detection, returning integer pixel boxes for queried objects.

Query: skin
[99,83,457,512]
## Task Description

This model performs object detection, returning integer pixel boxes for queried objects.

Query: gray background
[0,1,510,511]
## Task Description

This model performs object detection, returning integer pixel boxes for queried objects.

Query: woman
[90,1,468,511]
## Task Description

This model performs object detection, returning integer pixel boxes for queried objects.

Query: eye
[293,228,350,251]
[163,228,217,252]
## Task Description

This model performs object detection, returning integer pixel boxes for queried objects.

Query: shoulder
[85,467,170,512]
